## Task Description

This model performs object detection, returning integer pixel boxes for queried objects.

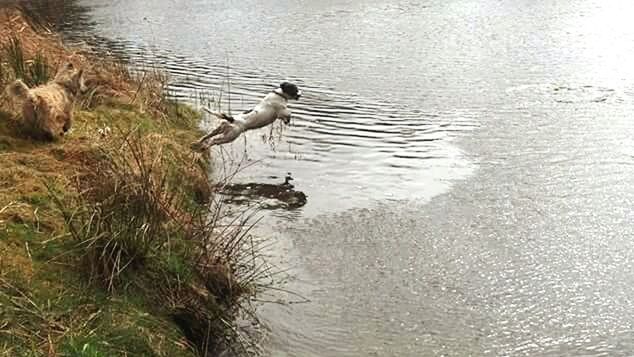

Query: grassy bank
[0,6,265,356]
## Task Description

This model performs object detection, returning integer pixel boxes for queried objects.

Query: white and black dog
[191,82,302,151]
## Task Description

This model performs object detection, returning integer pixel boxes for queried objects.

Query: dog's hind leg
[207,134,236,147]
[204,128,243,148]
[191,122,229,151]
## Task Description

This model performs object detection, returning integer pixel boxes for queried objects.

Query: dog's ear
[74,68,89,94]
[76,68,84,83]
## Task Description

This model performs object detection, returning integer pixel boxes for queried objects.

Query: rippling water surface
[37,0,634,355]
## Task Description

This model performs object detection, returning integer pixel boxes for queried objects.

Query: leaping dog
[190,82,301,151]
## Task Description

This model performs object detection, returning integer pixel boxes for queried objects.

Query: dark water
[32,0,634,355]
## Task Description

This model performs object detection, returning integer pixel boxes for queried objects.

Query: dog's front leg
[278,108,292,125]
[62,113,72,134]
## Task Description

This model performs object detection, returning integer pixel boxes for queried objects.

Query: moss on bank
[0,6,264,356]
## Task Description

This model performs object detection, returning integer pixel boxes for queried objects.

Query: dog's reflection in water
[217,173,307,209]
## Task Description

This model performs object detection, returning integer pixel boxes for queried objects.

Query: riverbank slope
[0,6,259,356]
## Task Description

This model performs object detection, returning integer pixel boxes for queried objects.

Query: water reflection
[5,0,95,32]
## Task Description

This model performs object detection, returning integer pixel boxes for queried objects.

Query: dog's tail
[6,79,30,100]
[202,107,235,123]
[219,113,235,123]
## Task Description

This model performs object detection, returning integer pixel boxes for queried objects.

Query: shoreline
[0,6,265,356]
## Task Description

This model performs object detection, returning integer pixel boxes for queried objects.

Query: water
[31,0,634,355]
[53,0,480,214]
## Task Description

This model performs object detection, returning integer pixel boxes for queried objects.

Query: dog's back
[203,97,280,128]
[239,92,289,130]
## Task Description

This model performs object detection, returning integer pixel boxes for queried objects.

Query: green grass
[0,268,197,357]
[1,96,266,356]
[0,98,198,356]
[0,10,270,354]
[0,222,38,243]
[61,339,108,357]
[0,200,201,356]
[27,52,50,86]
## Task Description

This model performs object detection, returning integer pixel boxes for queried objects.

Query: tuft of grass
[45,123,274,354]
[28,52,50,86]
[2,37,51,87]
[4,36,26,81]
[49,127,195,291]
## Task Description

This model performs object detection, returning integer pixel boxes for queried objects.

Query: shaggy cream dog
[191,82,302,151]
[6,62,86,140]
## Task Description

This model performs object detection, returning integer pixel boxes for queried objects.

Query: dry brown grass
[0,5,272,356]
[0,5,171,116]
[53,128,207,288]
[47,126,271,354]
[0,4,201,226]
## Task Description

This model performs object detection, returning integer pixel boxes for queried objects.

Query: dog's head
[54,62,87,95]
[280,82,302,100]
